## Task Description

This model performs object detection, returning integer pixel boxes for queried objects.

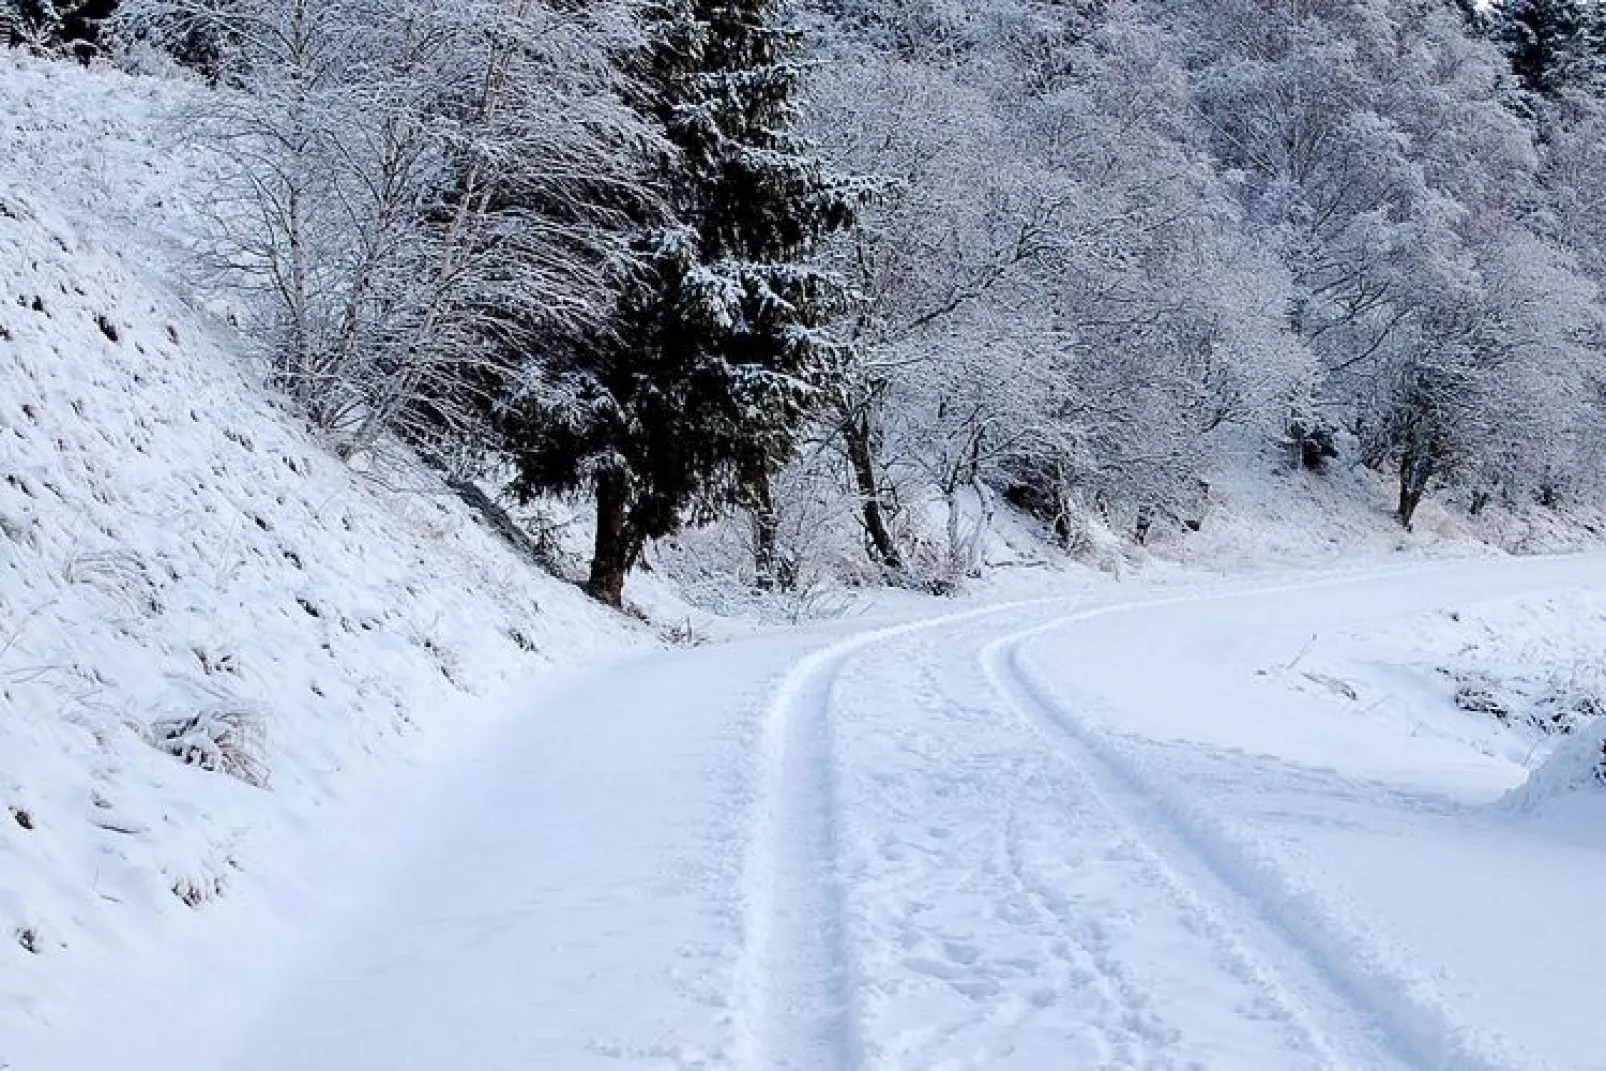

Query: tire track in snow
[722,561,1426,1071]
[980,580,1537,1071]
[728,560,1440,1071]
[730,597,1083,1071]
[729,638,860,1071]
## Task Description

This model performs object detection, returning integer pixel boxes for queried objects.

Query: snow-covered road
[29,555,1606,1071]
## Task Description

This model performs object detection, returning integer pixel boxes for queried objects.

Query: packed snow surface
[7,554,1606,1071]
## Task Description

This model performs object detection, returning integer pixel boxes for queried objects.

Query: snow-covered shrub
[1453,673,1515,722]
[148,704,269,789]
[1532,661,1606,730]
[1448,659,1604,736]
[134,0,650,459]
[62,547,163,617]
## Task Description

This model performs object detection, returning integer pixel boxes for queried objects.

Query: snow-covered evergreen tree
[505,0,866,605]
[14,0,116,55]
[1491,0,1606,98]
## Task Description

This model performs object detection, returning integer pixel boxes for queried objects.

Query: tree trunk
[960,475,994,576]
[587,471,635,609]
[841,404,901,572]
[751,471,785,591]
[942,472,965,588]
[1397,452,1431,530]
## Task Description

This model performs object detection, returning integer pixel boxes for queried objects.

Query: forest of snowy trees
[10,0,1606,604]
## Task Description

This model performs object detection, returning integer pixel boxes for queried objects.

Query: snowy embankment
[0,55,641,1052]
[1276,581,1606,810]
[1285,586,1606,760]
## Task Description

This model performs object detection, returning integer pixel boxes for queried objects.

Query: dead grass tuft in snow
[149,705,271,789]
[658,617,711,648]
[63,549,163,617]
[170,869,229,910]
[1443,654,1606,739]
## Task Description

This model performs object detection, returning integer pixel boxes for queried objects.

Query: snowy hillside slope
[0,54,642,1044]
[1146,459,1606,572]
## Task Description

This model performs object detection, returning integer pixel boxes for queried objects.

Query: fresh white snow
[8,49,1606,1071]
[11,556,1606,1070]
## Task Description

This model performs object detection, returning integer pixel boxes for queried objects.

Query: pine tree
[1492,0,1606,97]
[505,0,865,607]
[15,0,116,58]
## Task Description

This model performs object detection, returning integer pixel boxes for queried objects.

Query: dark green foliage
[12,0,117,58]
[505,0,866,605]
[1490,0,1606,97]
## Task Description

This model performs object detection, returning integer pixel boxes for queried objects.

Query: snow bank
[0,53,641,1044]
[1503,720,1606,809]
[1251,582,1606,781]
